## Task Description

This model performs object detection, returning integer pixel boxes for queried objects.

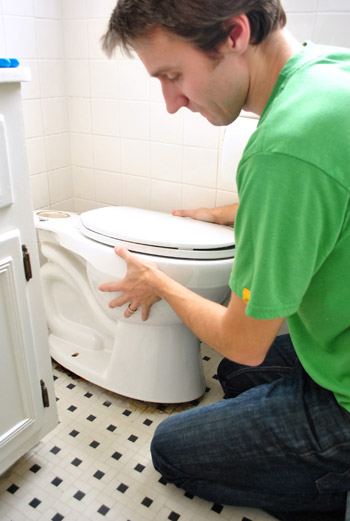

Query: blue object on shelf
[0,58,11,67]
[0,58,20,68]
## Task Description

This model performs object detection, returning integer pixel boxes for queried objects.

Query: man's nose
[161,82,189,114]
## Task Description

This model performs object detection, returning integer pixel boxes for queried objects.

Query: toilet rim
[79,206,235,261]
[80,226,235,260]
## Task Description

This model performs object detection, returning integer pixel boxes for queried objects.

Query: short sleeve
[229,152,348,319]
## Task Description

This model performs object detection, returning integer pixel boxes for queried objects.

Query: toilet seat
[80,206,235,260]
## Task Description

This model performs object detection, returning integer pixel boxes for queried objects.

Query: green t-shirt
[229,42,350,411]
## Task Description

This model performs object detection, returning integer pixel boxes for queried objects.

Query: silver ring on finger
[127,303,138,314]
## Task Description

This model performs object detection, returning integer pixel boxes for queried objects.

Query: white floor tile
[0,344,278,521]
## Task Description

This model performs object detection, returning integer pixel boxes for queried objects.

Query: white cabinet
[0,68,58,474]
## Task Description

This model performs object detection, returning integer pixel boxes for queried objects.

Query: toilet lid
[80,206,235,260]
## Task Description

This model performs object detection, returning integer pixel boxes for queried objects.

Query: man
[99,1,350,520]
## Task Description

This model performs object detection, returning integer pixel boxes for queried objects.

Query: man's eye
[167,74,179,82]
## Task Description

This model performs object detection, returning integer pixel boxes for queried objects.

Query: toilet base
[49,319,206,403]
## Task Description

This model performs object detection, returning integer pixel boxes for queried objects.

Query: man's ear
[224,14,251,54]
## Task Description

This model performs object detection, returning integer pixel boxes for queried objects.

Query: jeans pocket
[316,467,350,494]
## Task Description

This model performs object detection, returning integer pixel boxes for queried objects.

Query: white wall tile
[217,148,237,193]
[74,199,102,213]
[218,117,258,190]
[151,103,183,145]
[91,98,119,136]
[4,16,37,59]
[62,0,87,20]
[30,172,50,209]
[63,20,88,59]
[39,60,66,97]
[318,0,350,11]
[42,98,68,135]
[286,13,316,42]
[151,180,182,213]
[36,19,64,59]
[184,112,220,148]
[121,139,150,177]
[86,0,116,19]
[120,101,150,140]
[34,0,62,19]
[66,60,90,97]
[88,19,108,59]
[182,185,216,210]
[93,135,121,172]
[48,167,74,203]
[0,17,6,55]
[20,60,41,99]
[45,133,70,170]
[68,98,92,133]
[72,166,95,200]
[216,190,239,208]
[70,133,93,168]
[282,0,317,12]
[26,137,47,175]
[95,170,122,206]
[118,60,151,101]
[150,77,163,103]
[23,99,43,138]
[151,143,183,183]
[121,175,150,209]
[2,0,34,17]
[90,60,119,98]
[183,147,218,189]
[314,14,350,47]
[51,198,76,212]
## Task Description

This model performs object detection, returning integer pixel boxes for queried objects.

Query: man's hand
[172,207,216,223]
[172,203,239,226]
[98,247,161,321]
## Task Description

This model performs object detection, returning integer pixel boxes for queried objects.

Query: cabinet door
[0,230,48,473]
[0,80,57,474]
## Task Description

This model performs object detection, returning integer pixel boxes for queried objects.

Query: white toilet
[35,206,235,403]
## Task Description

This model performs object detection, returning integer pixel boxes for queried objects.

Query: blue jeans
[151,335,350,521]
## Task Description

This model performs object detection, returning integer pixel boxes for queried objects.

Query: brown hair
[102,0,287,57]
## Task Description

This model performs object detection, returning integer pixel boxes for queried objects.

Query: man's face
[134,28,249,126]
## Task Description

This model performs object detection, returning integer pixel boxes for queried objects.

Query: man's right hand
[172,203,239,226]
[172,207,216,223]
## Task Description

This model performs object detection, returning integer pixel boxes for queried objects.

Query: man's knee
[151,413,195,486]
[150,422,163,473]
[150,416,176,477]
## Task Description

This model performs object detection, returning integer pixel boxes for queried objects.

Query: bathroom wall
[0,0,349,213]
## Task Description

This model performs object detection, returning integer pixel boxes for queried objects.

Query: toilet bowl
[35,206,235,403]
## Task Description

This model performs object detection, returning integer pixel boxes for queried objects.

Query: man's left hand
[98,247,161,321]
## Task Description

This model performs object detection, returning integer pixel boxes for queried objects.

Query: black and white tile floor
[0,344,278,521]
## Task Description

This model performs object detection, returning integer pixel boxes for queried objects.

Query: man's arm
[172,203,239,226]
[145,266,284,365]
[99,247,284,366]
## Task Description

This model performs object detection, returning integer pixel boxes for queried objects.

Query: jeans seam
[224,365,294,380]
[299,440,350,458]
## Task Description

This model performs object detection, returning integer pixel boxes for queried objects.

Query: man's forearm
[211,203,239,225]
[150,267,230,353]
[172,202,239,226]
[101,246,282,366]
[147,264,281,366]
